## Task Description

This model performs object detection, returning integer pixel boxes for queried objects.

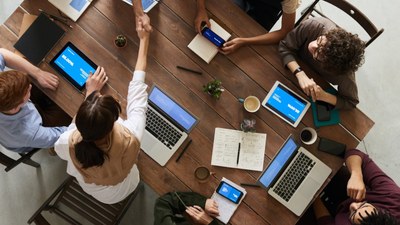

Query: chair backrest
[0,148,40,172]
[295,0,384,48]
[28,176,144,225]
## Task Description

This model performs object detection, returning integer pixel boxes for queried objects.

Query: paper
[211,177,247,224]
[187,19,231,63]
[211,128,266,171]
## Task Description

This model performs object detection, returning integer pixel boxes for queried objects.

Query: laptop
[257,135,331,216]
[48,0,93,22]
[141,85,198,166]
[122,0,159,13]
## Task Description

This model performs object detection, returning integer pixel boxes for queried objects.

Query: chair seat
[28,176,143,225]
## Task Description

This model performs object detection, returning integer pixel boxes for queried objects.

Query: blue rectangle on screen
[217,182,242,203]
[53,46,95,87]
[258,137,298,188]
[149,87,197,132]
[265,84,307,123]
[70,0,87,12]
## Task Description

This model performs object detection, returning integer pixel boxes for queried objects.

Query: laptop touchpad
[300,177,320,199]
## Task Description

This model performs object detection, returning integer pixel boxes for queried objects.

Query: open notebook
[188,19,231,63]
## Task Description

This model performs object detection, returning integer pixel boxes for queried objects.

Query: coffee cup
[244,96,260,113]
[194,166,211,182]
[300,127,318,145]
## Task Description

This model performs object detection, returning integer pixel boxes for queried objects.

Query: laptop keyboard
[145,107,182,149]
[272,152,316,202]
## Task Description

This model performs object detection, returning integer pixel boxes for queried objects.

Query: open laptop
[257,135,331,216]
[141,85,198,166]
[48,0,93,22]
[122,0,159,13]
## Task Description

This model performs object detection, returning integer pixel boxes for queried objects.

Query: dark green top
[154,192,223,225]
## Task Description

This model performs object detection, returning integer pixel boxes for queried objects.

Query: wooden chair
[28,176,144,225]
[295,0,384,48]
[0,148,41,172]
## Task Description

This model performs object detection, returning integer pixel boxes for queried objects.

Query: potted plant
[203,79,224,99]
[240,118,256,132]
[114,34,127,48]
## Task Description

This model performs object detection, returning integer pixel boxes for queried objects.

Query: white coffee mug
[244,96,260,113]
[300,127,317,145]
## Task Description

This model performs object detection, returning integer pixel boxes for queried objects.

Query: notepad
[211,177,247,224]
[14,13,65,65]
[211,128,266,171]
[311,86,340,127]
[48,0,92,22]
[187,19,231,63]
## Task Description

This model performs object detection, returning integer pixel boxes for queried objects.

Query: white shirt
[55,71,148,204]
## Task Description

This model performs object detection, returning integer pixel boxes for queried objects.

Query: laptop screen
[258,136,298,188]
[148,86,198,132]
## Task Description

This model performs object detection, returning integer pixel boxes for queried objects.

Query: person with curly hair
[279,17,366,109]
[312,149,400,225]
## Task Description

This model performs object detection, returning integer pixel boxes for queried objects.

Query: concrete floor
[1,0,399,224]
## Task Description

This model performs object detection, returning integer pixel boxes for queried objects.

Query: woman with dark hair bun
[55,26,150,204]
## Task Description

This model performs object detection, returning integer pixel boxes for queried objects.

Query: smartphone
[316,101,332,121]
[216,181,244,204]
[318,137,346,157]
[201,26,225,48]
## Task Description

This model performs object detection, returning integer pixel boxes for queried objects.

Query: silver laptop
[257,135,331,216]
[122,0,159,13]
[48,0,93,22]
[141,85,198,166]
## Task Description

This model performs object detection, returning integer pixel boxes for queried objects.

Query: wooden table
[1,0,374,224]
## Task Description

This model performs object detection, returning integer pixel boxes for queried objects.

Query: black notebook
[14,13,65,65]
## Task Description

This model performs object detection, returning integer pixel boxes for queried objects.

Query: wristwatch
[293,67,302,76]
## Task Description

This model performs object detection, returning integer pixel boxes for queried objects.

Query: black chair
[28,176,144,225]
[295,0,384,48]
[0,148,41,172]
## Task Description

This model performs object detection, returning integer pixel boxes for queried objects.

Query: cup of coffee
[300,127,318,145]
[244,96,260,113]
[194,166,211,182]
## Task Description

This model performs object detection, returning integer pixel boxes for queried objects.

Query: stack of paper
[188,19,231,63]
[211,128,266,171]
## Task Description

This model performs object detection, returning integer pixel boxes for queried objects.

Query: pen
[39,9,73,29]
[176,65,202,75]
[240,183,260,187]
[176,139,192,162]
[236,142,241,165]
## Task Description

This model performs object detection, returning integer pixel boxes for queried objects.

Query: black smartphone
[316,101,332,121]
[201,25,225,48]
[318,137,346,157]
[216,181,244,204]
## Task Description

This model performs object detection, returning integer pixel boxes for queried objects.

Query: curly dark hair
[358,209,399,225]
[319,28,365,74]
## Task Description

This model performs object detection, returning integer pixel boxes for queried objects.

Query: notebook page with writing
[187,19,231,63]
[211,128,266,171]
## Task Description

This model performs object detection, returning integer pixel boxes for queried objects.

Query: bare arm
[0,48,59,90]
[220,12,295,54]
[132,0,152,32]
[346,154,366,201]
[194,0,210,33]
[135,25,150,71]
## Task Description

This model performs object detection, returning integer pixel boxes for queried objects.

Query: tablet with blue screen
[262,81,310,127]
[50,42,97,91]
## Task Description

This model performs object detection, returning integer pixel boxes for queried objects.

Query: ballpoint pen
[176,65,202,75]
[39,9,73,29]
[240,183,260,187]
[176,139,192,162]
[236,142,241,165]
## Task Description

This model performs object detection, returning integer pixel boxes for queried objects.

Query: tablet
[50,42,97,91]
[262,81,310,127]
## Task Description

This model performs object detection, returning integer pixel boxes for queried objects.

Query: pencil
[176,65,202,75]
[240,183,260,187]
[39,9,73,29]
[176,139,192,162]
